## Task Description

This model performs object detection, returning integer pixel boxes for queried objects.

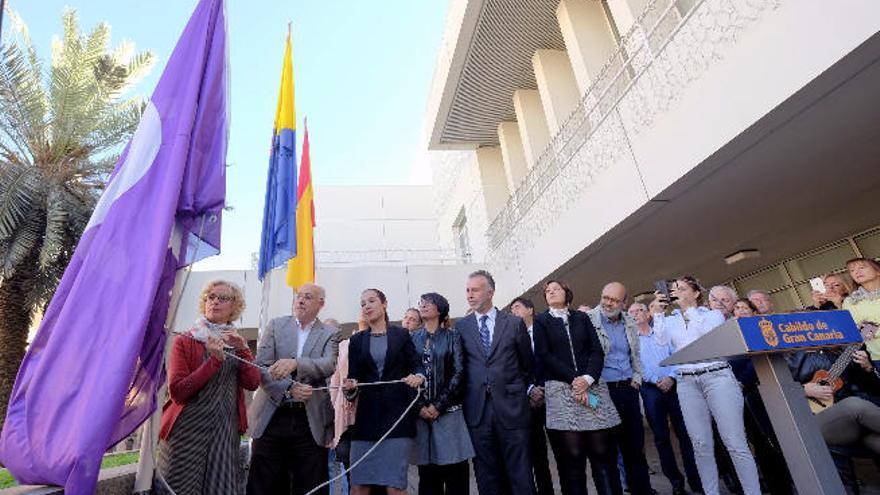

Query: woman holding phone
[533,280,622,495]
[652,276,761,495]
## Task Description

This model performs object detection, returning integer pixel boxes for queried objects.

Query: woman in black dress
[343,288,424,495]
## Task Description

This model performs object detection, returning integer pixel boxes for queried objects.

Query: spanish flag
[257,30,297,281]
[286,122,315,288]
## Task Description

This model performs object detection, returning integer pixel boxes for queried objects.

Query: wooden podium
[661,310,864,495]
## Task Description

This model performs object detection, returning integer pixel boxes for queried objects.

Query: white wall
[172,263,480,331]
[430,150,492,262]
[313,185,451,264]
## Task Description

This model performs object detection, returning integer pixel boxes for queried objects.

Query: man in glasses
[588,282,654,495]
[247,283,341,495]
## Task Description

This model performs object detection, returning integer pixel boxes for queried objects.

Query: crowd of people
[155,256,880,495]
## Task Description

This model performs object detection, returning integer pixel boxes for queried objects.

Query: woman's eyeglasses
[204,294,233,303]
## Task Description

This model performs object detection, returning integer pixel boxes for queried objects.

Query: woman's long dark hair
[363,288,390,323]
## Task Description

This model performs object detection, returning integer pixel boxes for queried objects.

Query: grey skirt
[350,437,412,489]
[410,407,475,465]
[544,379,621,431]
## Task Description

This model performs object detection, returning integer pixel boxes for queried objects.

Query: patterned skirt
[157,356,241,495]
[544,379,621,431]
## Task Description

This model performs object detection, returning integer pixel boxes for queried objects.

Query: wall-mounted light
[724,249,761,265]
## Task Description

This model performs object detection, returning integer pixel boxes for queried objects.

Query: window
[855,228,880,258]
[729,226,879,311]
[453,208,471,261]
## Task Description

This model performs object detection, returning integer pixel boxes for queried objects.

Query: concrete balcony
[470,0,880,303]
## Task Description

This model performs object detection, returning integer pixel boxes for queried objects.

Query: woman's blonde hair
[198,280,245,322]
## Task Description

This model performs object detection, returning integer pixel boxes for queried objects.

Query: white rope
[304,386,423,495]
[159,333,424,495]
[176,332,413,390]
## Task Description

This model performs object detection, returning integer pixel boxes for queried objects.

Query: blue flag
[257,33,297,280]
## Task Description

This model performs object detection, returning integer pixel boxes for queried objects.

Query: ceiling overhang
[427,0,566,150]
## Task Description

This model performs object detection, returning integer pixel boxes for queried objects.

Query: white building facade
[426,0,880,309]
[177,185,480,339]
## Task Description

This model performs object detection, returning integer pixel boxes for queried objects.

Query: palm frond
[102,50,155,98]
[83,21,111,67]
[87,96,144,154]
[0,163,43,241]
[0,41,48,155]
[0,209,44,278]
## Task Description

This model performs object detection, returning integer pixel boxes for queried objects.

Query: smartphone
[809,277,826,294]
[654,279,671,299]
[654,279,678,302]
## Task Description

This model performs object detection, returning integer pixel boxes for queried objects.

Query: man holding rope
[247,283,341,495]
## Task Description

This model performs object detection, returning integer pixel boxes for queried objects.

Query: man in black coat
[456,270,538,495]
[510,296,554,495]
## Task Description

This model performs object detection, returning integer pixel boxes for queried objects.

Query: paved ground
[331,424,880,494]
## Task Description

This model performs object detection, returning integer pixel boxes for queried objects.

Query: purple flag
[0,0,228,492]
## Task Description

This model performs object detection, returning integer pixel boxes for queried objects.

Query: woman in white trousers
[652,276,761,495]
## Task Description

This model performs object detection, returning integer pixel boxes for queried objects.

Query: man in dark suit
[510,296,554,495]
[456,270,538,495]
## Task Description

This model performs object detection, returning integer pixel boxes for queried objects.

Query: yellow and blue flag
[286,121,315,288]
[258,31,297,280]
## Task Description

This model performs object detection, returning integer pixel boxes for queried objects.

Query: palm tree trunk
[0,249,38,434]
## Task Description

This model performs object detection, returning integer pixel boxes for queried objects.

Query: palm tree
[0,8,154,430]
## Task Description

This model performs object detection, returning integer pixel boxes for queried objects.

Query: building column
[604,0,650,36]
[497,122,529,192]
[556,0,621,94]
[532,49,581,135]
[513,89,551,167]
[474,147,510,221]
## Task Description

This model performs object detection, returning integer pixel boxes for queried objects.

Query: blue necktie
[479,315,491,357]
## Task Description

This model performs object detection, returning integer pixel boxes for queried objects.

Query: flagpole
[0,0,6,43]
[133,217,210,492]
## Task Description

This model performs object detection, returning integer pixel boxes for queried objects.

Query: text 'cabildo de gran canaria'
[776,319,844,344]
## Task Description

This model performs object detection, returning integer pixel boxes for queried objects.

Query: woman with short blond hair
[158,280,260,494]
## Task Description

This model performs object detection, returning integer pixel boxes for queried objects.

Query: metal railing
[315,248,464,266]
[485,0,778,252]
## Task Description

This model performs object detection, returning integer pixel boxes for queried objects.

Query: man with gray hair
[747,289,774,315]
[709,285,738,319]
[456,270,537,495]
[247,283,340,495]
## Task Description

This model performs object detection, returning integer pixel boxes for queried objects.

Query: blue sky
[8,0,449,269]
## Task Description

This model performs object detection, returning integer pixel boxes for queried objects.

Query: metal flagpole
[133,216,211,493]
[0,0,7,43]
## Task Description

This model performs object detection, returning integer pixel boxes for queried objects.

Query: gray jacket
[247,316,340,446]
[587,307,643,385]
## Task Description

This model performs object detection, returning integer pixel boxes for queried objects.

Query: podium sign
[662,310,862,495]
[739,311,862,352]
[662,310,860,366]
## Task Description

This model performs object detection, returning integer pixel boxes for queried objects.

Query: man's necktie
[479,315,491,357]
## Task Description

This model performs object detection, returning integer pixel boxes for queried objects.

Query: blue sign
[738,310,862,352]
